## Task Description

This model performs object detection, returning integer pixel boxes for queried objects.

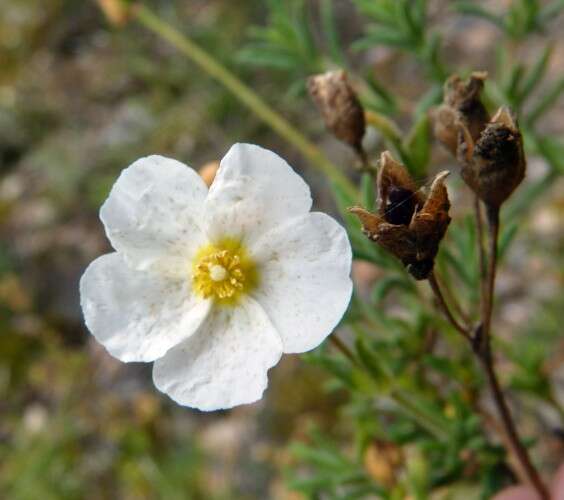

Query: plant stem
[133,4,358,201]
[329,334,358,367]
[435,272,471,325]
[477,344,549,499]
[475,205,549,499]
[480,206,499,339]
[427,271,471,340]
[474,196,487,314]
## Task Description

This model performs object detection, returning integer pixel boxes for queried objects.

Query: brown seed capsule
[349,152,451,280]
[430,104,461,156]
[431,71,490,156]
[459,107,525,208]
[307,70,366,155]
[444,71,490,143]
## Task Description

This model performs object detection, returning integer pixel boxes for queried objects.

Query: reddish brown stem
[329,334,358,367]
[477,344,549,499]
[475,196,487,314]
[476,206,549,499]
[428,271,471,341]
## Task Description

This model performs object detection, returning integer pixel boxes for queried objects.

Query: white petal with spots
[100,155,208,275]
[204,143,312,244]
[80,253,211,362]
[152,297,283,410]
[251,212,353,353]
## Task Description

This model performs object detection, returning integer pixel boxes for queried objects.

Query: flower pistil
[192,238,257,305]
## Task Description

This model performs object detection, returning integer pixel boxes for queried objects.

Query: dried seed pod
[410,171,451,268]
[377,151,424,224]
[349,152,452,280]
[444,71,490,142]
[431,71,489,156]
[460,107,525,208]
[430,104,461,156]
[308,70,366,155]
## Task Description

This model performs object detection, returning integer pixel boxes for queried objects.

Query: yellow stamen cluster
[192,239,257,305]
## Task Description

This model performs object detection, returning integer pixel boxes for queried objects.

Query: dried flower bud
[459,107,525,208]
[198,160,220,187]
[430,105,460,156]
[96,0,133,26]
[364,440,403,488]
[444,71,489,142]
[349,152,451,280]
[308,70,366,155]
[431,72,489,156]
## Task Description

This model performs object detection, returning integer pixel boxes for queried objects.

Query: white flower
[80,144,353,411]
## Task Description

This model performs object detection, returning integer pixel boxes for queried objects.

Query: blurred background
[1,1,563,498]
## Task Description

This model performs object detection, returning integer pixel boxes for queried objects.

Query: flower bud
[96,0,133,26]
[198,160,220,187]
[459,107,525,208]
[349,152,451,280]
[308,70,366,155]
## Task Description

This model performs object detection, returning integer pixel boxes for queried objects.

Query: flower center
[192,238,258,305]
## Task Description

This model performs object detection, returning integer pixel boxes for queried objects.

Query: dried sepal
[348,207,385,237]
[349,153,452,280]
[459,106,525,208]
[410,171,451,265]
[307,70,366,154]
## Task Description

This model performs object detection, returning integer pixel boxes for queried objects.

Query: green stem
[133,4,357,201]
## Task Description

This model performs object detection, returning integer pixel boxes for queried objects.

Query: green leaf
[355,337,387,383]
[371,275,415,304]
[534,135,564,174]
[517,43,553,103]
[352,28,415,52]
[360,173,376,211]
[503,63,526,106]
[526,76,564,125]
[538,0,564,24]
[320,0,345,66]
[404,114,431,177]
[453,2,505,29]
[413,84,442,118]
[498,222,518,260]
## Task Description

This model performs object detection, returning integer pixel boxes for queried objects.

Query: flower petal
[80,253,210,362]
[251,212,353,353]
[100,155,208,273]
[152,297,283,411]
[204,143,312,244]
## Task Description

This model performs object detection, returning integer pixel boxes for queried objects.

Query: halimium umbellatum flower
[80,144,353,411]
